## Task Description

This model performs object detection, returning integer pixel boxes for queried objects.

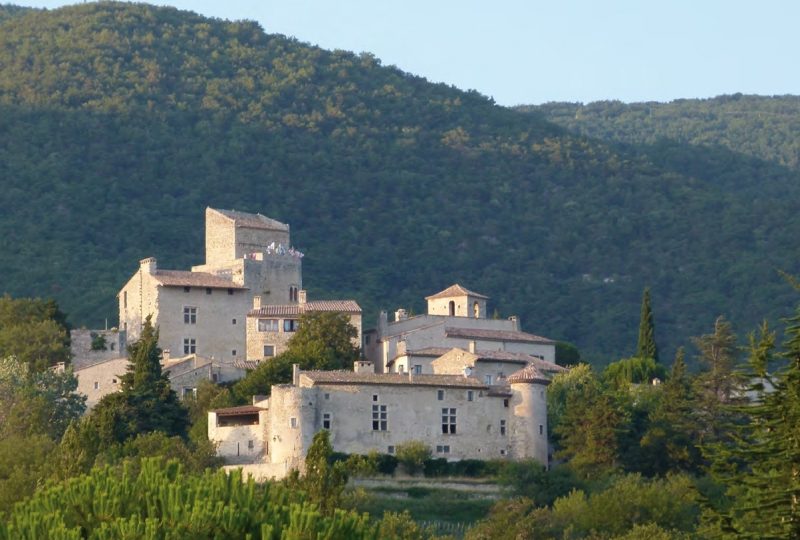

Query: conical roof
[508,364,550,385]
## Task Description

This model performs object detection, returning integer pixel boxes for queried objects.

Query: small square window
[437,389,445,401]
[232,318,237,325]
[414,365,422,375]
[500,449,506,456]
[485,374,493,385]
[206,288,212,295]
[228,288,234,295]
[372,394,378,402]
[324,393,330,400]
[93,381,99,390]
[231,350,237,356]
[290,417,298,428]
[263,345,275,357]
[112,378,117,384]
[387,445,395,454]
[184,286,190,293]
[247,440,254,449]
[503,399,509,408]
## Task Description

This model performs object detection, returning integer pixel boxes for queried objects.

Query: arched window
[448,300,455,317]
[473,301,480,318]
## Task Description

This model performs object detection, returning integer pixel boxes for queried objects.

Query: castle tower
[508,364,550,465]
[425,284,488,318]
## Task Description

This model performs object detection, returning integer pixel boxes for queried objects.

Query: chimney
[395,308,408,322]
[253,295,262,309]
[378,310,388,336]
[353,360,374,374]
[298,289,307,305]
[468,340,476,353]
[139,257,157,274]
[292,363,300,386]
[508,315,519,331]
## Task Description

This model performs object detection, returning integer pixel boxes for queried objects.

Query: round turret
[508,364,550,465]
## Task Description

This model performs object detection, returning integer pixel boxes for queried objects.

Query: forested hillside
[0,3,798,364]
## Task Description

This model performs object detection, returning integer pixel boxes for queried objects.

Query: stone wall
[204,208,237,266]
[70,329,126,370]
[208,410,268,462]
[74,357,128,410]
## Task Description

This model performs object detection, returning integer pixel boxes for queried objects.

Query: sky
[10,0,800,106]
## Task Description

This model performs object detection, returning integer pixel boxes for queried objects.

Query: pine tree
[636,288,659,362]
[702,314,800,538]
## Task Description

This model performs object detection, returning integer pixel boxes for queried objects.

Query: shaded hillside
[0,3,798,364]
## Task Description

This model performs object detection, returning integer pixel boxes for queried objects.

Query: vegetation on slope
[0,3,798,363]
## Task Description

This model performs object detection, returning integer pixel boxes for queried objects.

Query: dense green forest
[0,3,799,364]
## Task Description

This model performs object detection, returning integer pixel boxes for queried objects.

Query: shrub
[396,441,431,476]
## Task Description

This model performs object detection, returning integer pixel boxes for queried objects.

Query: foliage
[184,379,235,445]
[0,434,55,516]
[636,288,659,362]
[701,310,800,538]
[88,317,188,444]
[298,430,348,515]
[0,5,798,365]
[396,441,432,476]
[556,341,582,366]
[495,461,582,506]
[603,356,666,387]
[0,458,379,539]
[0,296,69,371]
[286,312,360,370]
[89,332,107,351]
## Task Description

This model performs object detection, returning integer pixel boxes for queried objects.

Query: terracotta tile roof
[234,360,260,370]
[302,370,488,389]
[153,270,246,289]
[473,350,566,373]
[212,405,265,416]
[507,365,551,385]
[248,300,362,317]
[211,208,289,231]
[445,326,554,345]
[425,284,489,300]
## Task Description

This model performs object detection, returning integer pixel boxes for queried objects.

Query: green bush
[396,441,432,476]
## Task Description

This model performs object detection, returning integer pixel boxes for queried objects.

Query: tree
[0,296,70,371]
[88,316,188,444]
[300,430,348,515]
[395,440,431,476]
[702,313,800,538]
[286,311,360,370]
[636,287,659,362]
[555,341,581,367]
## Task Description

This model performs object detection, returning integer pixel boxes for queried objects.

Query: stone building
[209,286,563,480]
[246,292,362,361]
[364,284,556,373]
[70,328,127,370]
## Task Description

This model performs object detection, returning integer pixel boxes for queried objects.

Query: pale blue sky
[11,0,800,106]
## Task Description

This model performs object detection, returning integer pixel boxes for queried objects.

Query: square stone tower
[426,284,489,318]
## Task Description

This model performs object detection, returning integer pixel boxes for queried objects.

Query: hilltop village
[70,207,564,478]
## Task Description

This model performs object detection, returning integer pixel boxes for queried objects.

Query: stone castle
[72,207,563,478]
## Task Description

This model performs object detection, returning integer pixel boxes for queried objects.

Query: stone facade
[118,207,303,364]
[74,357,128,409]
[245,294,362,361]
[70,329,127,370]
[365,284,556,373]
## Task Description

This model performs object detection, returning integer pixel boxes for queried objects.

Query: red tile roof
[248,300,362,317]
[302,370,488,389]
[445,326,554,345]
[507,365,551,385]
[425,284,489,300]
[153,270,246,289]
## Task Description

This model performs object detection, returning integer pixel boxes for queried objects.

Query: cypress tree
[636,287,659,362]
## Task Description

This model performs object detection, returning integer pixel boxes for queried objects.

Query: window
[123,291,127,308]
[485,375,493,385]
[398,365,405,373]
[258,319,279,332]
[232,318,237,325]
[183,338,196,354]
[387,445,395,454]
[473,301,480,318]
[112,378,117,384]
[205,288,212,295]
[372,404,387,431]
[500,420,507,436]
[323,413,331,430]
[324,393,330,400]
[183,306,197,324]
[227,288,234,295]
[503,399,509,408]
[283,319,298,332]
[365,335,371,345]
[212,373,218,382]
[448,300,455,316]
[93,381,99,390]
[539,424,544,435]
[110,343,115,351]
[182,387,196,398]
[231,350,237,356]
[247,440,254,449]
[436,445,451,454]
[441,408,457,434]
[467,390,474,402]
[414,365,422,375]
[437,389,445,401]
[290,417,298,429]
[372,394,379,402]
[263,345,275,357]
[183,286,190,293]
[500,449,507,456]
